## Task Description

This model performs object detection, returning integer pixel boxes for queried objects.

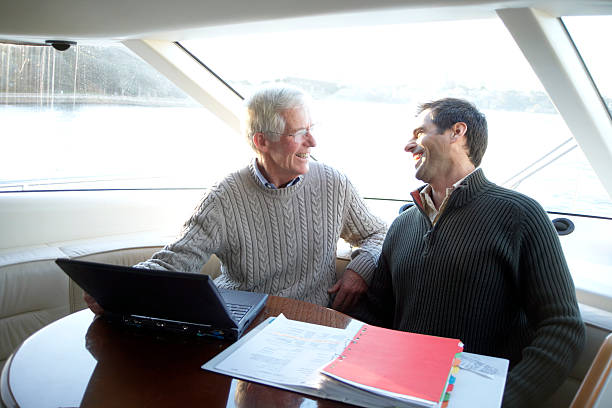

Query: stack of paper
[207,314,354,389]
[202,315,465,408]
[321,324,463,408]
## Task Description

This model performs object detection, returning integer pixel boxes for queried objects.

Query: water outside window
[182,16,612,219]
[2,16,611,219]
[0,42,251,191]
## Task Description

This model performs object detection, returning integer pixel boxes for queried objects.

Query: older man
[86,85,385,312]
[358,98,585,407]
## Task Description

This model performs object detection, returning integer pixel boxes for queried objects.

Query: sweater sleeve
[340,179,387,285]
[350,241,396,327]
[502,199,585,408]
[135,188,224,274]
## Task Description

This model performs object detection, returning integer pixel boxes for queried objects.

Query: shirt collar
[253,158,302,189]
[419,167,479,223]
[453,167,478,188]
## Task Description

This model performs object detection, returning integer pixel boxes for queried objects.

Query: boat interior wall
[0,0,493,40]
[0,190,202,249]
[0,189,201,372]
[2,1,612,41]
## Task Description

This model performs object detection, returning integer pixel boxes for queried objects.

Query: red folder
[322,324,463,406]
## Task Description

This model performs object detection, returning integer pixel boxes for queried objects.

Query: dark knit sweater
[361,169,585,408]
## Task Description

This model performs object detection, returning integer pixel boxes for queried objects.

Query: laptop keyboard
[226,303,252,321]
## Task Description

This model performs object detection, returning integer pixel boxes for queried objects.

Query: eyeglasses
[265,125,315,144]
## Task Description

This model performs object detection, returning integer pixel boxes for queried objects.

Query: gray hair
[243,85,309,151]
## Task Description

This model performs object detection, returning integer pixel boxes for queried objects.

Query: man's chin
[298,163,310,175]
[414,167,428,183]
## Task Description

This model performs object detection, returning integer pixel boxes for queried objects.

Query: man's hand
[84,292,104,315]
[328,269,368,312]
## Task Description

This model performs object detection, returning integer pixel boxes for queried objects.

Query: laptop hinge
[121,314,238,340]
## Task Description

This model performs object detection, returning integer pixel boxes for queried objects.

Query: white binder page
[213,314,357,387]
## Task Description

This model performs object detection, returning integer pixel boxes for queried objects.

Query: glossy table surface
[1,296,354,408]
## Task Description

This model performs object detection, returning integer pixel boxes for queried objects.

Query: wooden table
[1,296,353,408]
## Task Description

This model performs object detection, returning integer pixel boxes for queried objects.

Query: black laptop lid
[56,258,239,329]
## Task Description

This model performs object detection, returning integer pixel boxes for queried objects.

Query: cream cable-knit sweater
[137,161,386,306]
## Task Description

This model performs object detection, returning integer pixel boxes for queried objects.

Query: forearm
[505,204,586,407]
[349,252,395,327]
[136,193,223,274]
[135,244,210,274]
[341,186,386,284]
[503,309,585,407]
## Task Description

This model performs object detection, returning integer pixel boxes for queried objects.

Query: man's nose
[305,131,317,147]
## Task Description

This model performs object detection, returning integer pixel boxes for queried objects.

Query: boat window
[181,16,612,222]
[563,15,612,115]
[0,42,251,192]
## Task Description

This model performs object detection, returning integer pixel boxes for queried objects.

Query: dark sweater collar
[411,168,493,209]
[451,168,492,207]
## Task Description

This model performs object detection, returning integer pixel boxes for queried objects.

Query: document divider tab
[441,354,461,408]
[321,324,464,408]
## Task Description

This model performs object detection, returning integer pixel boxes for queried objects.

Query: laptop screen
[55,259,267,335]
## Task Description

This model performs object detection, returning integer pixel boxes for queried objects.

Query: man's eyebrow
[288,124,314,132]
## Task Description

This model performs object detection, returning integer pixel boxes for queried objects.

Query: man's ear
[253,132,268,152]
[449,122,467,144]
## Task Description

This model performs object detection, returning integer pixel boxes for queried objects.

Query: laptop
[55,258,268,341]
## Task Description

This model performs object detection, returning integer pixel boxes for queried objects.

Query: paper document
[203,316,508,408]
[214,314,356,387]
[459,354,499,379]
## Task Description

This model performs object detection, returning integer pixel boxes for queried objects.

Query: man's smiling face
[261,106,316,187]
[405,109,452,183]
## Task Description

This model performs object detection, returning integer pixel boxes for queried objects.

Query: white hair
[243,84,310,151]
